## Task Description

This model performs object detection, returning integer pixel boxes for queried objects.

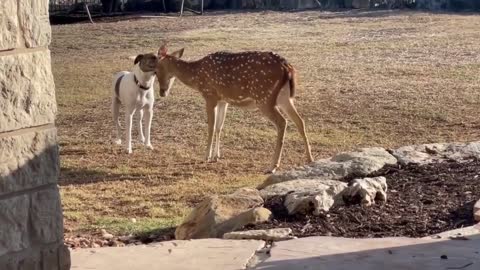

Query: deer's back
[196,51,291,104]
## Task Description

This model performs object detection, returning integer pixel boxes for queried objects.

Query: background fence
[48,0,480,15]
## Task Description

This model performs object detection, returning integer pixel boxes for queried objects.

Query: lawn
[51,10,480,238]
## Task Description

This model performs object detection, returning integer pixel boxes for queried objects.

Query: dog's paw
[146,144,153,150]
[114,139,122,145]
[139,137,146,143]
[127,148,132,154]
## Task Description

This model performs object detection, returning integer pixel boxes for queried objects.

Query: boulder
[260,179,347,215]
[474,199,480,222]
[283,181,347,215]
[259,147,397,189]
[392,142,480,165]
[343,177,387,206]
[175,188,268,240]
[260,179,346,199]
[223,228,294,241]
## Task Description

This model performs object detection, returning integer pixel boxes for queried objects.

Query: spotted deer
[155,45,314,173]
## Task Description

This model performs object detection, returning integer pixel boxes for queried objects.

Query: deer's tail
[284,63,296,98]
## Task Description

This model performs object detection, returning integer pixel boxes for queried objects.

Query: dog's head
[134,53,158,73]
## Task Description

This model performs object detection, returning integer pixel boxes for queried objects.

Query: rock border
[175,141,480,241]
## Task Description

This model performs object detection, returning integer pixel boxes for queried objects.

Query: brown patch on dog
[137,53,158,72]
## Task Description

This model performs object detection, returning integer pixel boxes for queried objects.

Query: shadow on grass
[58,159,201,186]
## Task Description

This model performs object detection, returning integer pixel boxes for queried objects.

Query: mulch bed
[244,160,480,238]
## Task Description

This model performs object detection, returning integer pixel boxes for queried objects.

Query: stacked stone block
[0,0,70,269]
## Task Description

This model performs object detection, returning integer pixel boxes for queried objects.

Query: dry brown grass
[52,10,480,236]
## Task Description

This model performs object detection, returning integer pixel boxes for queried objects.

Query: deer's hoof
[206,158,217,163]
[264,167,278,175]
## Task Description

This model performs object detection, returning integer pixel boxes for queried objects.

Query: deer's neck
[167,58,202,90]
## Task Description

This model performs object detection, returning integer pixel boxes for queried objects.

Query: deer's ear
[134,54,144,65]
[158,45,168,58]
[170,48,184,59]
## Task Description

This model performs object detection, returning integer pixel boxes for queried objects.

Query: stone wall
[0,0,70,269]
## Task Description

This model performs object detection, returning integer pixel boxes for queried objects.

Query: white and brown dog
[112,53,158,154]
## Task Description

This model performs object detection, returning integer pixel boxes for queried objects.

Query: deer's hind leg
[205,98,218,162]
[276,85,314,163]
[260,104,287,174]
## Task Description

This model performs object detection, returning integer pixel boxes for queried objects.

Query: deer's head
[155,44,185,97]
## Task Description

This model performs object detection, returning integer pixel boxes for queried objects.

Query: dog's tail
[114,74,125,100]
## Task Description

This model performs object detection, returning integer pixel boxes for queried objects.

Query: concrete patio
[71,225,480,270]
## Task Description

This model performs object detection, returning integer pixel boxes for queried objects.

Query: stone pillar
[0,0,70,269]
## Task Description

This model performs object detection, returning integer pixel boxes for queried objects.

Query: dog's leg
[125,108,135,154]
[112,97,122,145]
[144,107,153,150]
[138,108,145,143]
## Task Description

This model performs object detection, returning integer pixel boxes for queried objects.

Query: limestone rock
[0,50,56,132]
[249,207,272,223]
[343,177,387,206]
[260,179,346,199]
[18,0,51,48]
[392,142,480,165]
[30,187,64,244]
[175,189,265,240]
[101,229,114,240]
[0,0,18,50]
[259,147,396,189]
[283,181,347,215]
[0,194,29,256]
[223,228,294,241]
[0,128,58,196]
[474,199,480,222]
[0,0,51,49]
[285,186,344,215]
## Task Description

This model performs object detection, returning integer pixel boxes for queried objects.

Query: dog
[112,53,158,154]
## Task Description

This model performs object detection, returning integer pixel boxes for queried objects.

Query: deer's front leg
[213,101,228,161]
[205,98,218,162]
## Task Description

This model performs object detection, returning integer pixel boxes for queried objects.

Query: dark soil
[244,160,480,238]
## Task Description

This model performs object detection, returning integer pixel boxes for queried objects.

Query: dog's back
[112,71,129,102]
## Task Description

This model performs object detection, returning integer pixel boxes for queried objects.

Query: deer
[155,45,314,173]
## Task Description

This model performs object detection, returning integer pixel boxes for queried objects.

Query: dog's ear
[170,48,184,59]
[134,54,144,65]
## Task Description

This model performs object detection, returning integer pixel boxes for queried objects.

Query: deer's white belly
[224,97,257,110]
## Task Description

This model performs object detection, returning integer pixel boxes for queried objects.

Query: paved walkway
[71,225,480,270]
